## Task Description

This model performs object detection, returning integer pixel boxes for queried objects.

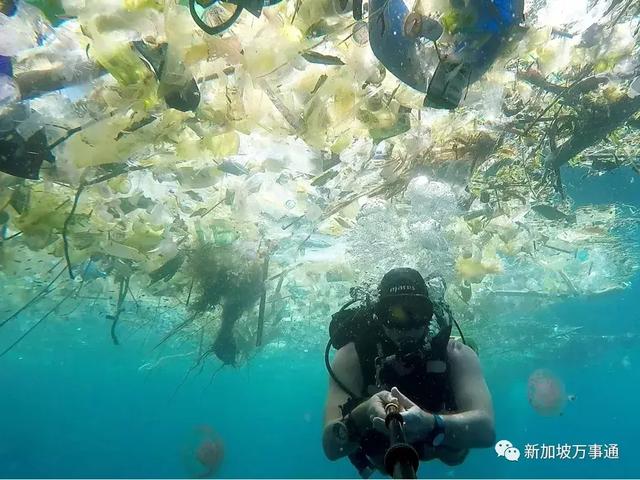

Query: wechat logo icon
[495,440,521,462]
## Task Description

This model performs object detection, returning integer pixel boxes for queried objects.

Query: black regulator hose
[325,339,359,400]
[384,403,419,479]
[189,0,244,35]
[324,297,362,400]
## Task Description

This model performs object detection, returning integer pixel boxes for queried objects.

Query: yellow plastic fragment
[13,190,68,251]
[455,254,503,283]
[124,0,163,11]
[62,116,131,168]
[102,239,147,262]
[203,131,241,160]
[108,177,132,195]
[123,223,164,253]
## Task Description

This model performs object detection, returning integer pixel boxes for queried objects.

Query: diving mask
[378,297,433,331]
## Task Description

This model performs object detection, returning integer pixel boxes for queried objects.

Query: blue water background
[0,167,638,478]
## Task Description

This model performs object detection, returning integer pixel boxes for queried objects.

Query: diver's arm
[322,342,365,460]
[436,339,496,450]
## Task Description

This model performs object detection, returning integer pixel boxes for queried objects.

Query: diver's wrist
[344,413,361,442]
[421,412,446,447]
[418,410,436,439]
[350,400,372,429]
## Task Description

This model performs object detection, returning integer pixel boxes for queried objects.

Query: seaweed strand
[62,183,86,280]
[108,276,130,346]
[62,165,151,279]
[0,289,74,358]
[0,263,67,328]
[255,252,270,347]
[153,312,198,350]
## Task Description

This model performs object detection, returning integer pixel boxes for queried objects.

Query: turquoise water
[1,284,638,479]
[1,167,638,479]
[1,0,639,477]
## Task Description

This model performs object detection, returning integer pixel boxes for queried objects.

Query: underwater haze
[2,0,640,478]
[1,170,638,479]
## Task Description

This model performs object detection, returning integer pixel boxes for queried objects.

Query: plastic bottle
[225,66,246,122]
[628,77,640,99]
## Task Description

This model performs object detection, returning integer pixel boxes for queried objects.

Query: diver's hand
[372,387,434,444]
[350,390,398,432]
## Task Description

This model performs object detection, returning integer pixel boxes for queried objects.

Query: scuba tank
[189,0,284,35]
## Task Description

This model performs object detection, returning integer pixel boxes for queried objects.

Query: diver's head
[375,268,433,352]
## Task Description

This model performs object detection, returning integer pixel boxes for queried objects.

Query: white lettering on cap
[388,285,416,294]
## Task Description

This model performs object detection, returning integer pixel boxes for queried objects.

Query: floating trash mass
[0,0,638,375]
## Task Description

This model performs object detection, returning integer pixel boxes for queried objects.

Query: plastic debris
[0,0,637,369]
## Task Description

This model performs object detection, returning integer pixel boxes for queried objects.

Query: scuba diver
[367,0,526,110]
[183,0,525,110]
[322,267,495,478]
